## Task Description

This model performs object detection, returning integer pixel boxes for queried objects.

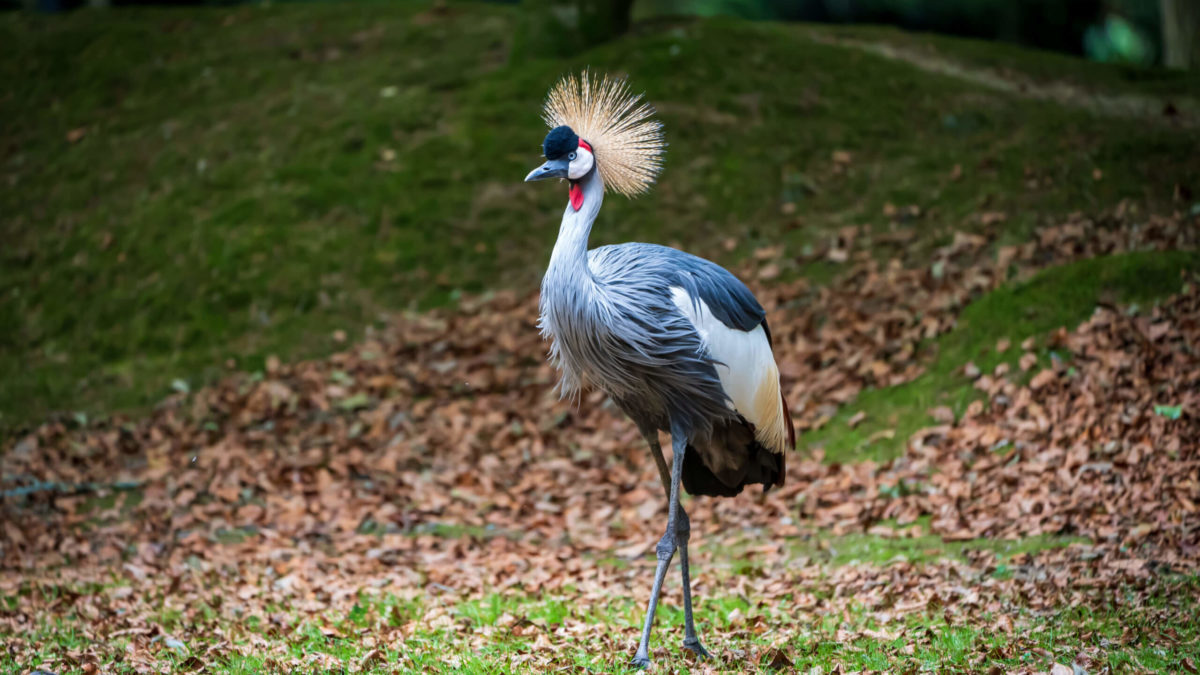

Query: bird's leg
[639,424,672,498]
[629,523,675,668]
[677,508,710,658]
[630,425,687,669]
[643,425,709,658]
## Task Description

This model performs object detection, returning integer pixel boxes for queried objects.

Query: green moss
[809,531,1085,567]
[708,517,1085,568]
[805,250,1200,463]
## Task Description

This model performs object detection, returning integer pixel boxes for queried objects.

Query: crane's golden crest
[542,71,666,197]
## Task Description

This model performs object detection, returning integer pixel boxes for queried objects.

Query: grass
[803,250,1200,463]
[3,2,1198,431]
[8,572,1199,674]
[783,529,1086,569]
[710,530,1088,579]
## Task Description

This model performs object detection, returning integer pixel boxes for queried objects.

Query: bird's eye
[568,152,577,161]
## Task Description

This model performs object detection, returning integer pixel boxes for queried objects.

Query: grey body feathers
[539,169,782,495]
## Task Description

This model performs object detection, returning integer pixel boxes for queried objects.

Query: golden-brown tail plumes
[781,391,796,448]
[542,71,666,197]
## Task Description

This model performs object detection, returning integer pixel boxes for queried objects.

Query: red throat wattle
[569,182,584,211]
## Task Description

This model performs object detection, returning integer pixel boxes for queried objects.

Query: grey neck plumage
[546,167,604,279]
[539,166,608,398]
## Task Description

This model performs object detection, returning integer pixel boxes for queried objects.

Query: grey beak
[525,158,570,182]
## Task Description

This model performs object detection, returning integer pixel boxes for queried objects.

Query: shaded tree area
[1161,0,1200,69]
[513,0,636,58]
[8,0,1196,68]
[508,0,1196,67]
[654,0,1107,57]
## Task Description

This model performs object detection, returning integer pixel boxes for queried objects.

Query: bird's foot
[629,653,651,669]
[682,636,711,659]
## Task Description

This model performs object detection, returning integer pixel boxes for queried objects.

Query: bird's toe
[682,637,711,659]
[629,654,651,670]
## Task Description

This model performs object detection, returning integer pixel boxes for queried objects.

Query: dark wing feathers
[662,248,767,336]
[663,246,797,470]
[595,243,796,497]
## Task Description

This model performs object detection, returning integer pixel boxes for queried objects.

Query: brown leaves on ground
[768,210,1194,429]
[1,207,1197,672]
[830,285,1200,562]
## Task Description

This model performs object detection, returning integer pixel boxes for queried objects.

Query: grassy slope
[805,250,1200,462]
[3,3,1199,429]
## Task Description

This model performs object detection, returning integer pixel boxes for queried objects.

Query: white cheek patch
[568,148,594,180]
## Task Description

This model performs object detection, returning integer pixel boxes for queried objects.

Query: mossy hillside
[2,3,1197,430]
[804,250,1200,463]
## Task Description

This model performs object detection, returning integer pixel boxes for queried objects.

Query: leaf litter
[2,207,1198,673]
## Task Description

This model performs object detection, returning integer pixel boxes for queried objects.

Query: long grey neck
[546,168,604,279]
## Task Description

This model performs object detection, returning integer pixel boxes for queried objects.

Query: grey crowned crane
[524,73,796,668]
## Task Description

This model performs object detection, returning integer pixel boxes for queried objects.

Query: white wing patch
[670,287,789,454]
